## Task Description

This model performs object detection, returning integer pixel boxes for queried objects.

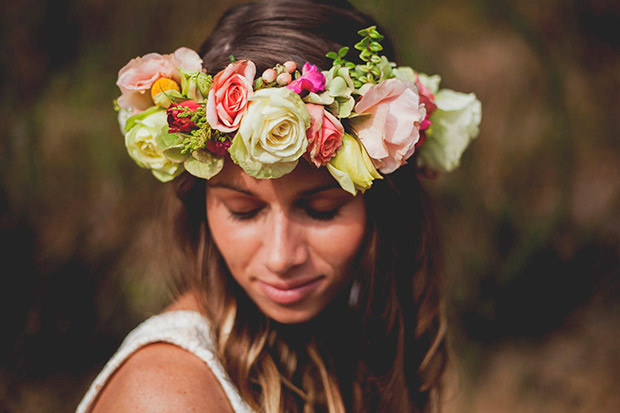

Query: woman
[78,0,481,411]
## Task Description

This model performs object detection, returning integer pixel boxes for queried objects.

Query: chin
[263,305,324,325]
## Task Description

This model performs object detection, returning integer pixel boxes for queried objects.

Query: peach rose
[353,78,426,174]
[206,60,256,133]
[305,103,344,167]
[116,47,203,112]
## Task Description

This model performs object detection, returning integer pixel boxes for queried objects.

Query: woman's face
[206,159,366,324]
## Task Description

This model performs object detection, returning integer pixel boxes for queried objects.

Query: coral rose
[305,103,343,167]
[206,60,256,133]
[353,78,426,174]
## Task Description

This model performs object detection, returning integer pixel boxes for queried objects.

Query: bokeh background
[1,0,619,411]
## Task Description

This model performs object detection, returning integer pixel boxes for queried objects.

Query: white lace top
[76,310,254,413]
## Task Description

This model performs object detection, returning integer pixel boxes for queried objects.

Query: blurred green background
[1,0,619,411]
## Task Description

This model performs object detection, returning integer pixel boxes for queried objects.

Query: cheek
[205,201,255,279]
[311,203,367,276]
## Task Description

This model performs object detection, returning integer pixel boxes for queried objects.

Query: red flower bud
[205,139,231,156]
[167,100,202,133]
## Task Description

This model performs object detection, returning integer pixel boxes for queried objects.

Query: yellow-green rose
[125,108,184,182]
[327,133,382,195]
[229,87,310,179]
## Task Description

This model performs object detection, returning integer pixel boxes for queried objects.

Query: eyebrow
[206,182,255,196]
[206,182,340,197]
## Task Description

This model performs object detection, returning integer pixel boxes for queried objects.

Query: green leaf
[370,55,382,64]
[196,73,212,98]
[326,51,338,59]
[184,154,224,180]
[338,47,349,57]
[163,144,190,162]
[357,26,374,37]
[254,77,265,90]
[191,148,213,163]
[369,28,384,41]
[152,165,184,182]
[155,125,182,149]
[124,106,162,134]
[152,89,183,108]
[229,54,236,63]
[369,41,383,52]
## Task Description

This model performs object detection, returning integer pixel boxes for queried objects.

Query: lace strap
[76,310,254,413]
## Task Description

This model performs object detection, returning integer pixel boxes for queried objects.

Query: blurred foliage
[1,0,619,411]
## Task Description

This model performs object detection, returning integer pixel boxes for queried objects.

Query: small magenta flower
[287,62,326,95]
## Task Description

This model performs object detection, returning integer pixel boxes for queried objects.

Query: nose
[263,209,308,275]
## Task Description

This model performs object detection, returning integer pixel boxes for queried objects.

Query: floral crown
[115,27,481,195]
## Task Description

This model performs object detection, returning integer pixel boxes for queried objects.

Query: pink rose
[305,103,344,167]
[287,63,326,95]
[116,47,203,112]
[168,47,203,74]
[353,78,426,174]
[206,60,256,133]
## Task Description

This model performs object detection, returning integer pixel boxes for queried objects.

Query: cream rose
[417,89,481,172]
[353,78,426,174]
[229,87,310,179]
[124,109,184,182]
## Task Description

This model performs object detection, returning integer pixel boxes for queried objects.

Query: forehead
[208,158,342,199]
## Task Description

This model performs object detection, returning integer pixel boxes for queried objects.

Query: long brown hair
[170,1,446,411]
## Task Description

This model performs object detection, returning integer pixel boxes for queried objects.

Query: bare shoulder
[91,327,233,412]
[91,342,234,412]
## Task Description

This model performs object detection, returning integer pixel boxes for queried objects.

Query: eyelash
[228,206,341,222]
[228,209,261,221]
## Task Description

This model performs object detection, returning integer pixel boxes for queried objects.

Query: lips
[257,276,323,305]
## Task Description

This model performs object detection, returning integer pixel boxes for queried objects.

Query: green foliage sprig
[176,105,228,154]
[326,26,388,89]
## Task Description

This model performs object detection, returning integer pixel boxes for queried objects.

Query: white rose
[417,89,481,172]
[229,87,310,179]
[125,109,184,182]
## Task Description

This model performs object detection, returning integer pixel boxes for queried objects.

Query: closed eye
[305,207,341,221]
[228,207,263,221]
